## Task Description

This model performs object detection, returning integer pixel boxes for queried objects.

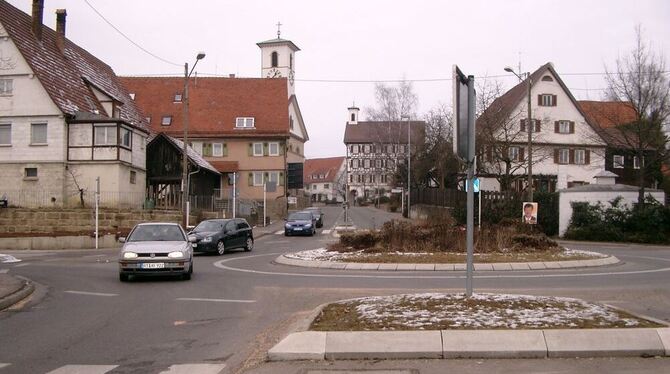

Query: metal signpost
[232,172,237,218]
[453,65,476,297]
[95,176,100,250]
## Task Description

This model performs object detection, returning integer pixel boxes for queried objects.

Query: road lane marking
[266,240,290,244]
[321,230,331,234]
[159,363,226,374]
[176,297,255,303]
[0,254,21,263]
[214,253,670,280]
[46,365,118,374]
[64,291,118,297]
[0,363,10,369]
[0,269,8,274]
[13,263,30,267]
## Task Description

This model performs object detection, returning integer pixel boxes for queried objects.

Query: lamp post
[401,114,411,217]
[504,66,533,202]
[182,52,206,228]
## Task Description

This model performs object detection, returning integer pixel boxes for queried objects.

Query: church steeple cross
[276,21,282,39]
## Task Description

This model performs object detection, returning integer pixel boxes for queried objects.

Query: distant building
[121,34,308,203]
[303,157,346,202]
[0,0,149,208]
[343,106,426,201]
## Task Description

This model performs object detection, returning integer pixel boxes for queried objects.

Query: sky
[6,0,670,159]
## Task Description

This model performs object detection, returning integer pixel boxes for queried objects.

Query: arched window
[541,75,554,82]
[271,52,278,67]
[290,54,293,69]
[351,113,355,122]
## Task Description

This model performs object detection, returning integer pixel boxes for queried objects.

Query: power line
[83,0,181,67]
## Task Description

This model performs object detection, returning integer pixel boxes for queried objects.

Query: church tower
[257,23,300,96]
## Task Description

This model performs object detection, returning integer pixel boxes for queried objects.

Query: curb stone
[275,252,621,272]
[0,279,35,311]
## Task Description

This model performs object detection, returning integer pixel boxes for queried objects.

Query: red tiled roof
[208,161,239,173]
[119,76,291,138]
[578,101,637,128]
[0,1,147,129]
[304,157,345,184]
[343,121,426,144]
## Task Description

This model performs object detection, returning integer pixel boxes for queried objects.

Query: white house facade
[0,0,149,207]
[303,156,346,202]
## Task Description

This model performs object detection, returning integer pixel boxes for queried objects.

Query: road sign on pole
[453,64,477,297]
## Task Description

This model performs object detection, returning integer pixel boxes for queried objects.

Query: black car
[189,218,253,255]
[284,211,316,236]
[304,207,324,228]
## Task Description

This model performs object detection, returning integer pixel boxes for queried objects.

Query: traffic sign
[465,178,480,193]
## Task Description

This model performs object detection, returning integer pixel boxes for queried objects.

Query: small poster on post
[522,202,538,224]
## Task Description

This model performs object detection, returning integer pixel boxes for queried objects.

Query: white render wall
[558,189,666,237]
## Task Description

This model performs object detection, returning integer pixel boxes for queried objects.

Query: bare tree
[476,78,550,192]
[67,167,86,207]
[604,25,670,205]
[365,79,419,121]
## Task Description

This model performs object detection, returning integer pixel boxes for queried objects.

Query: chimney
[31,0,45,41]
[55,9,67,53]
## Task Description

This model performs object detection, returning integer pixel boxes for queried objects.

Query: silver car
[118,222,195,281]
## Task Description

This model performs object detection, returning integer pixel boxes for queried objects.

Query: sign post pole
[263,182,267,227]
[95,176,100,250]
[465,75,476,297]
[232,172,236,218]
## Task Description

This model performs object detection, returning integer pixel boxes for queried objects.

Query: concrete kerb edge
[0,279,35,311]
[274,251,620,272]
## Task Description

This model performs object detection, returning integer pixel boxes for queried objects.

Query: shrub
[339,230,379,249]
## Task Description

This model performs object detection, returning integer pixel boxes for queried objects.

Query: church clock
[266,68,282,78]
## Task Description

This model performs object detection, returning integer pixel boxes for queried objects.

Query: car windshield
[193,221,224,232]
[127,224,185,242]
[289,212,312,221]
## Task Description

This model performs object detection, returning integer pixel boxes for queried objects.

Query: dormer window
[271,52,278,68]
[129,93,136,100]
[174,93,182,102]
[236,117,255,128]
[161,116,172,126]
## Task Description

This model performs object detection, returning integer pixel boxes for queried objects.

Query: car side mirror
[118,237,126,243]
[188,235,197,243]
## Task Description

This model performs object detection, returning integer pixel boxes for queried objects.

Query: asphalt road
[1,205,669,374]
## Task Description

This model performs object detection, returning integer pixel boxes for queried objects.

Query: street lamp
[401,114,411,217]
[504,66,534,202]
[182,51,206,228]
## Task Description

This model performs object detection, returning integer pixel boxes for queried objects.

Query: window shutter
[535,120,541,132]
[248,143,253,156]
[554,121,559,133]
[518,147,525,161]
[552,95,557,106]
[223,143,228,157]
[554,149,559,164]
[248,172,253,186]
[263,142,269,156]
[279,172,285,184]
[264,172,269,182]
[279,143,285,155]
[569,121,575,134]
[569,149,575,164]
[537,95,542,106]
[520,119,526,132]
[585,150,591,164]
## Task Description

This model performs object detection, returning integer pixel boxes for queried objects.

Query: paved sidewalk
[0,273,34,311]
[253,220,287,239]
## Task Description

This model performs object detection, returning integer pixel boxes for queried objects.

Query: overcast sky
[7,0,670,159]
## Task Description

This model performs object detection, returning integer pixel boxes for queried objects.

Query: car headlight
[305,223,312,228]
[168,251,185,259]
[285,223,291,228]
[123,252,138,259]
[201,237,212,243]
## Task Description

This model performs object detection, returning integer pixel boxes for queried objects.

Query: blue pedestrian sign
[465,178,480,193]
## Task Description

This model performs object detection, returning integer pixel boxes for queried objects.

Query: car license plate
[294,228,302,231]
[141,262,165,269]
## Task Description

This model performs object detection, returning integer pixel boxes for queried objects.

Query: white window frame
[613,154,625,169]
[364,145,371,153]
[352,145,359,154]
[173,93,182,102]
[633,156,641,169]
[364,159,370,168]
[191,142,203,155]
[558,149,570,164]
[252,142,264,156]
[0,124,11,145]
[508,146,519,161]
[574,149,586,165]
[120,127,131,148]
[312,184,317,190]
[267,171,279,184]
[236,117,255,128]
[161,116,172,126]
[94,125,116,146]
[213,143,223,157]
[541,94,554,106]
[269,142,279,156]
[253,172,264,186]
[0,79,12,96]
[558,120,571,134]
[30,123,47,145]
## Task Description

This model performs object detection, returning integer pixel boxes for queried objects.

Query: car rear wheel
[244,237,254,251]
[217,240,225,255]
[119,273,129,282]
